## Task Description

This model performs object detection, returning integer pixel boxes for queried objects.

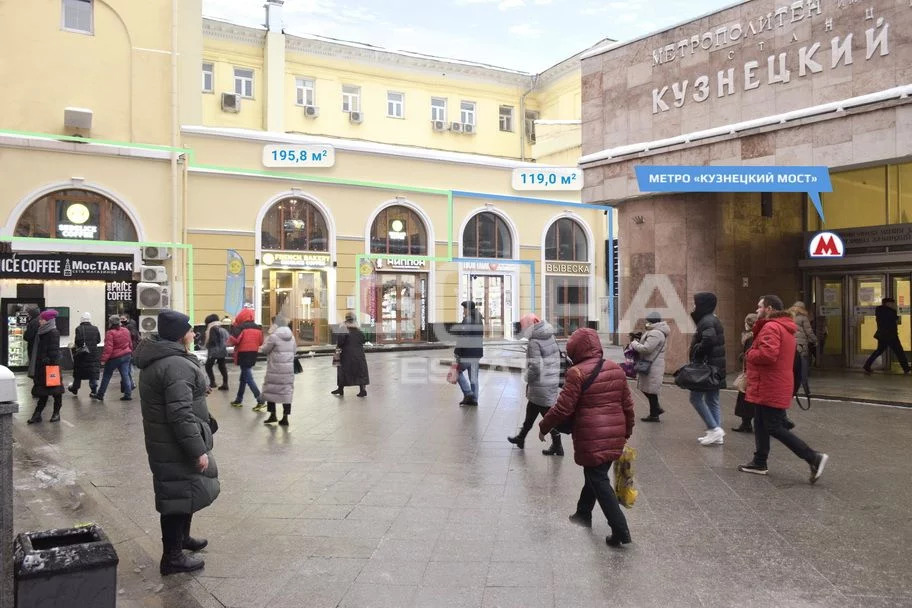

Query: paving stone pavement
[10,351,912,608]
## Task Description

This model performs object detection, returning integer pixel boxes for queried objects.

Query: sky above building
[202,0,739,72]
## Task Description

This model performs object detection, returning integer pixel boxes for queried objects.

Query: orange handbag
[45,365,62,387]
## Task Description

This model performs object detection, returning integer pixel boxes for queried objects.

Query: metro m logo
[809,232,844,258]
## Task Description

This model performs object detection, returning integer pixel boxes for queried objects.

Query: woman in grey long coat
[134,310,219,576]
[260,317,296,426]
[630,311,670,422]
[508,313,563,455]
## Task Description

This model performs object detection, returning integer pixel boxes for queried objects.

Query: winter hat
[204,313,219,325]
[344,312,356,322]
[519,313,540,331]
[80,312,91,322]
[108,315,121,327]
[39,309,58,321]
[158,309,192,342]
[645,311,662,324]
[460,300,476,310]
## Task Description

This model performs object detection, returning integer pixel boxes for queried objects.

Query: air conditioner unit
[221,92,241,113]
[142,246,171,261]
[137,282,164,309]
[140,265,167,283]
[160,286,171,309]
[450,122,463,133]
[464,123,475,135]
[139,314,158,334]
[304,105,319,117]
[432,120,446,131]
[349,111,362,123]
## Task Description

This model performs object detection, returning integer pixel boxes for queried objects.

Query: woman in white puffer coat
[260,317,296,426]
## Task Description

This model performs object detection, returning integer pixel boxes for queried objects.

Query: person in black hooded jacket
[688,292,727,446]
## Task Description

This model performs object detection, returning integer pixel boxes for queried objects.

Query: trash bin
[13,525,118,608]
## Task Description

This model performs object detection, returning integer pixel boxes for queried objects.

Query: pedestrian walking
[789,301,817,395]
[23,305,41,362]
[630,311,669,422]
[688,292,727,446]
[261,316,296,425]
[202,314,229,391]
[738,295,829,483]
[68,312,101,397]
[228,308,265,409]
[121,314,141,350]
[538,328,635,547]
[134,310,219,575]
[332,312,369,397]
[507,313,562,454]
[863,297,910,374]
[26,310,65,424]
[453,300,484,406]
[94,315,134,401]
[731,313,757,433]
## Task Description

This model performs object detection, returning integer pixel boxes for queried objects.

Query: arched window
[261,197,329,251]
[463,212,513,258]
[370,205,427,255]
[14,189,137,241]
[545,218,588,261]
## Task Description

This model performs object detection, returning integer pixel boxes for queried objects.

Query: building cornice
[203,18,266,47]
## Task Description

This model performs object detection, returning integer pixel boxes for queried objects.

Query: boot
[507,431,527,449]
[542,432,564,456]
[49,404,61,423]
[27,405,44,424]
[279,403,290,426]
[357,386,367,397]
[182,537,208,552]
[218,384,229,391]
[159,550,204,575]
[606,529,632,547]
[263,414,278,425]
[331,387,343,396]
[568,512,592,528]
[731,421,753,433]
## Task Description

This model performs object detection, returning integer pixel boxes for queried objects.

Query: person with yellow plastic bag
[613,445,638,508]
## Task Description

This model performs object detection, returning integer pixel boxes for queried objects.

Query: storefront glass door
[813,278,844,368]
[261,269,327,345]
[890,274,911,371]
[850,275,885,368]
[468,274,507,339]
[546,276,588,337]
[377,273,419,343]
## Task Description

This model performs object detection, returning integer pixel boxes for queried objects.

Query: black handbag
[293,357,303,374]
[673,360,722,391]
[554,358,604,434]
[208,414,219,435]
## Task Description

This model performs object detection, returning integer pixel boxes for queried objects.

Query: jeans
[864,337,911,372]
[457,359,480,399]
[160,513,192,554]
[752,404,816,467]
[576,461,629,537]
[689,389,721,429]
[236,366,261,403]
[71,376,98,394]
[205,357,228,387]
[97,355,132,398]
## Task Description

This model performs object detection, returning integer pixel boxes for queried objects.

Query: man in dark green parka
[135,310,220,575]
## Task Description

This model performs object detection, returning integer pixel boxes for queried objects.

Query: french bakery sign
[0,253,134,281]
[650,2,892,114]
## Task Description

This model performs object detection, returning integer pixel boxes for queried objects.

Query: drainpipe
[519,75,538,161]
[171,0,181,309]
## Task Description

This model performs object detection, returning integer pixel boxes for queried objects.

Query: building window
[545,218,588,261]
[202,63,214,93]
[62,0,93,33]
[463,212,513,259]
[525,110,539,144]
[234,68,254,98]
[460,101,476,126]
[342,85,361,113]
[431,97,447,122]
[260,198,329,252]
[387,92,404,118]
[370,205,427,255]
[295,77,315,106]
[499,106,514,132]
[14,189,137,242]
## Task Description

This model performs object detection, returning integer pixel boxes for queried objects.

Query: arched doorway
[460,210,517,339]
[258,195,332,345]
[543,216,592,337]
[365,203,431,343]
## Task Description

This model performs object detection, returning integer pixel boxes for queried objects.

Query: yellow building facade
[0,0,603,358]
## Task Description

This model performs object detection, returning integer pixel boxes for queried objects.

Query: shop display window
[260,198,329,251]
[545,218,587,261]
[463,212,512,258]
[370,205,427,255]
[14,189,137,241]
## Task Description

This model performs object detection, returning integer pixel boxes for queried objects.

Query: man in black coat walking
[863,297,910,374]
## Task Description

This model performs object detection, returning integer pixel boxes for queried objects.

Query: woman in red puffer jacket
[539,328,635,548]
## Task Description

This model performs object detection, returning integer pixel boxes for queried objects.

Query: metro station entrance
[810,271,911,371]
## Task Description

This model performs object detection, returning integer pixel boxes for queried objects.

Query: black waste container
[13,525,118,608]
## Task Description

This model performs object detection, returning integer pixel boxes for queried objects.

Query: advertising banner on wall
[0,253,133,281]
[224,249,245,316]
